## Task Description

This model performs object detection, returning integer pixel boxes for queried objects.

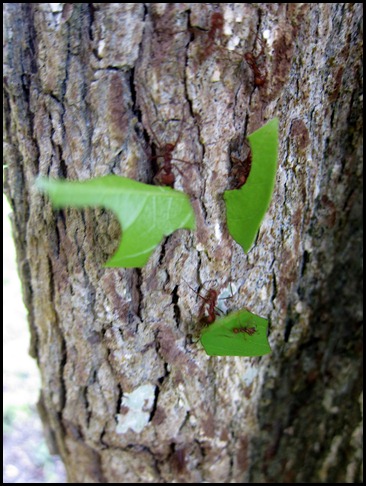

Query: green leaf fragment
[36,175,195,268]
[200,309,271,357]
[224,118,279,252]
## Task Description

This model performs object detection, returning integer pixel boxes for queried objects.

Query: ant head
[165,143,176,152]
[244,52,254,62]
[206,289,218,300]
[182,279,219,301]
[254,77,266,87]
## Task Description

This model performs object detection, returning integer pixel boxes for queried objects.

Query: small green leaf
[37,175,195,268]
[200,309,271,357]
[224,118,279,252]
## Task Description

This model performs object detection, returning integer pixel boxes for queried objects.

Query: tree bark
[4,3,363,483]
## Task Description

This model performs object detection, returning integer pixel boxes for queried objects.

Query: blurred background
[3,194,66,483]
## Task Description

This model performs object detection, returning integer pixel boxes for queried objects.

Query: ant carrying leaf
[224,118,279,253]
[182,279,270,356]
[200,309,270,357]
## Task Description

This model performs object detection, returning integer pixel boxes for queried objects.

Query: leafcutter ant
[235,30,267,88]
[243,32,267,88]
[209,25,268,89]
[142,104,193,187]
[184,280,233,325]
[232,325,257,336]
[198,288,219,325]
[230,139,252,189]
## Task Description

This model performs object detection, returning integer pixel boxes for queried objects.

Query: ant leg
[247,27,266,59]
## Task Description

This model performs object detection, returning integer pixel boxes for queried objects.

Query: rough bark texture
[3,3,363,483]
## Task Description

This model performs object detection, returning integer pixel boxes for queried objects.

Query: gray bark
[3,3,363,483]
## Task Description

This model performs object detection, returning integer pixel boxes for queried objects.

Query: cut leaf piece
[224,118,279,252]
[200,309,271,357]
[37,175,195,268]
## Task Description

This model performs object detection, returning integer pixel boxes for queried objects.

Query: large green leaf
[224,118,279,252]
[200,309,271,357]
[37,175,195,268]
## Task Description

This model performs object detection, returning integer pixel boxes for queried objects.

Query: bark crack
[148,383,161,423]
[47,256,67,411]
[171,284,181,328]
[134,268,144,326]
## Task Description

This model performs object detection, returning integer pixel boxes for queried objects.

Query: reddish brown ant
[243,40,267,88]
[199,289,219,325]
[231,152,252,188]
[208,25,268,89]
[184,280,235,325]
[232,325,257,336]
[153,138,180,187]
[230,140,252,189]
[141,103,193,187]
[183,280,224,325]
[193,286,220,325]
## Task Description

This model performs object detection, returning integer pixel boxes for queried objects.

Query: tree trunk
[3,3,363,483]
